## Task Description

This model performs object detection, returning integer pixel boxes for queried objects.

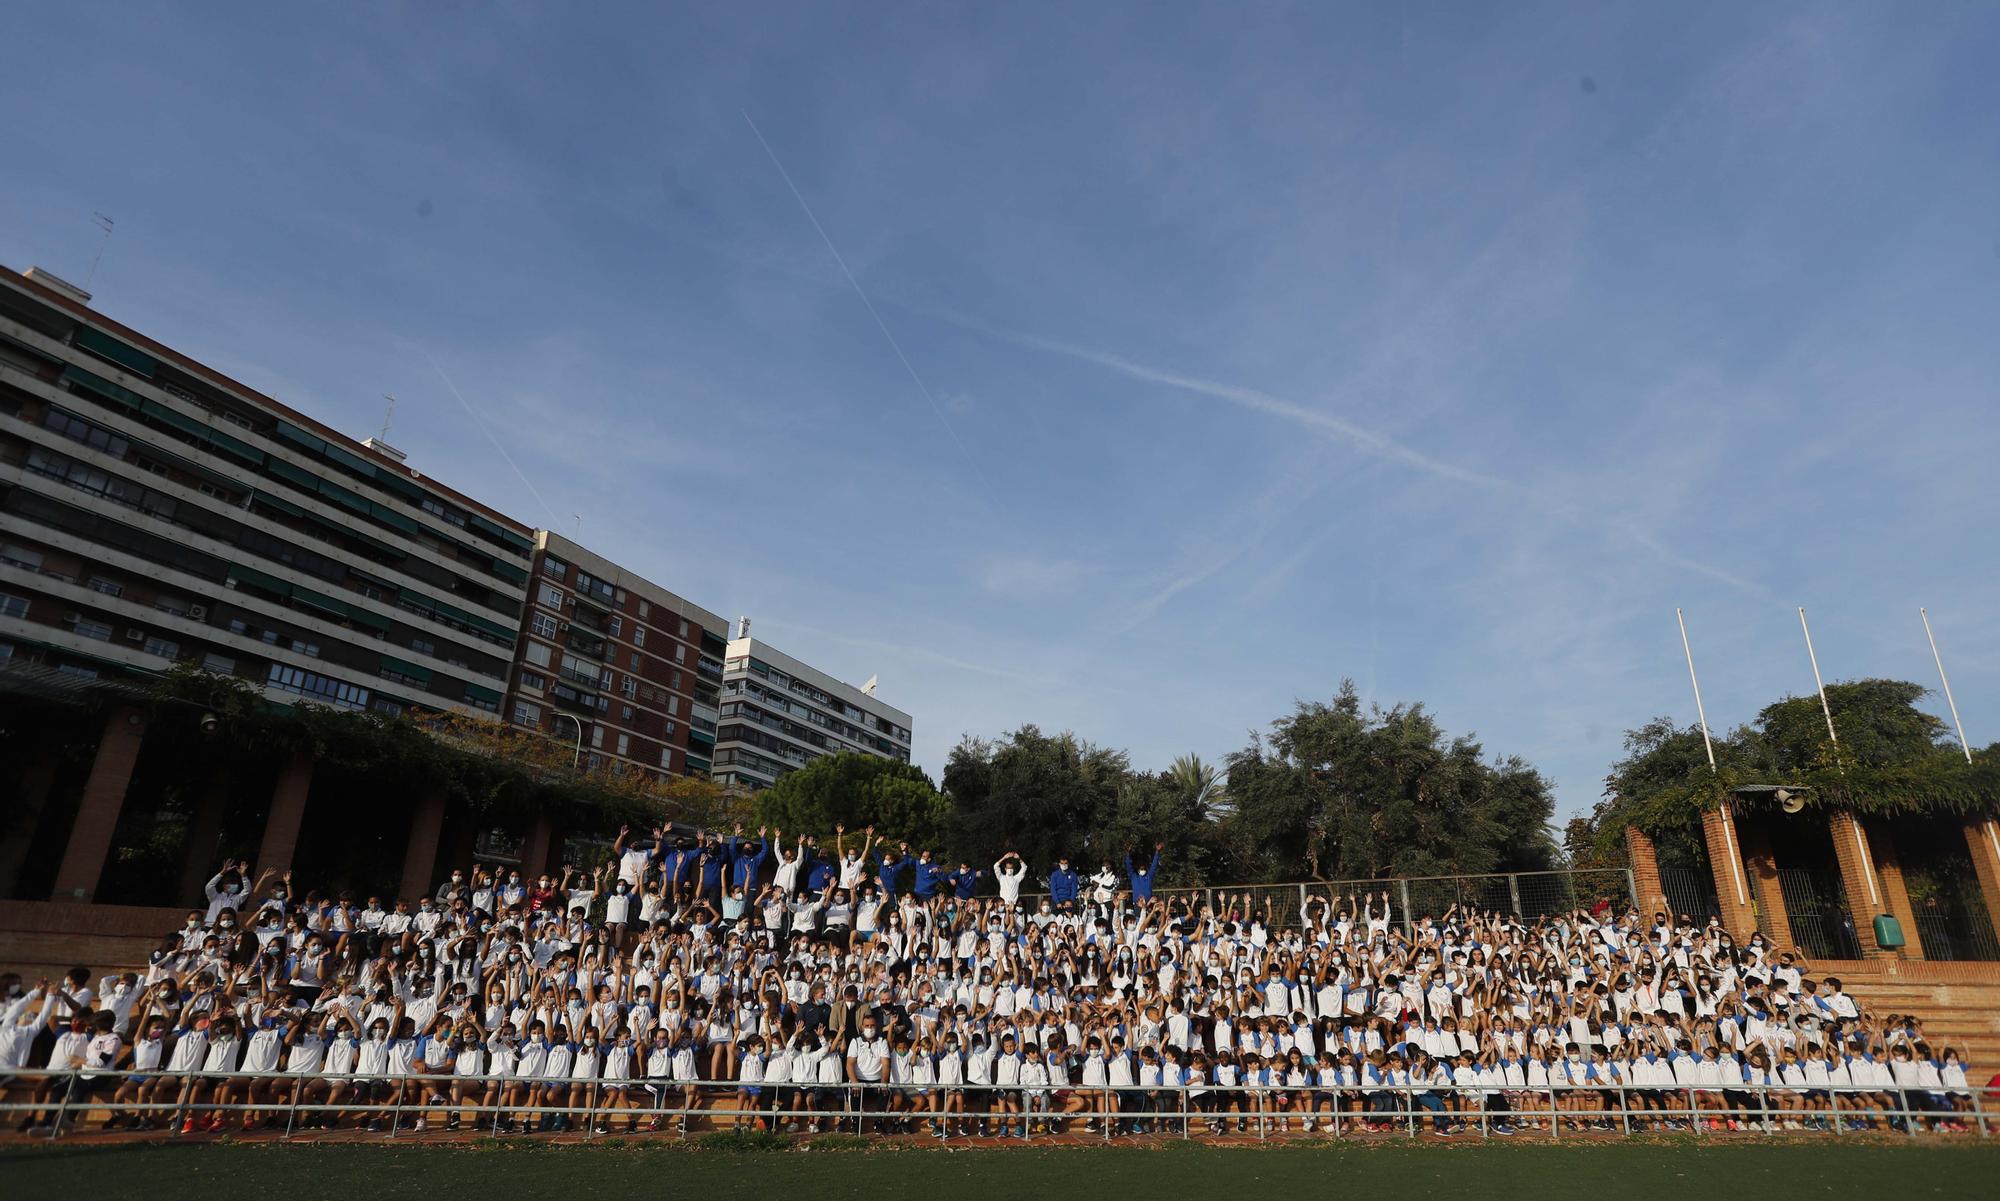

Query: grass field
[6,1139,1997,1200]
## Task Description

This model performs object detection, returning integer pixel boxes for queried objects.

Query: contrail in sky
[741,110,989,493]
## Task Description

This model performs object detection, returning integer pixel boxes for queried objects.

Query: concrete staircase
[1823,959,2000,1072]
[0,901,184,988]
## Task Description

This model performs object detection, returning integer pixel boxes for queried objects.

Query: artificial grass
[6,1137,1997,1200]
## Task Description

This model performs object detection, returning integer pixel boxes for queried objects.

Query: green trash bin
[1872,913,1905,950]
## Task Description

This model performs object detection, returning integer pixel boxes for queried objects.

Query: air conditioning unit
[125,628,145,642]
[188,604,207,620]
[63,611,81,624]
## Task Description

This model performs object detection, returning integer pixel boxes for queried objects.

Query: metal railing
[3,1068,1987,1143]
[1016,869,1641,931]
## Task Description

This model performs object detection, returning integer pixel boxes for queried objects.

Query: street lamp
[553,712,585,770]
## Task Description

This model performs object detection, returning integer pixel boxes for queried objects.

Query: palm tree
[1169,754,1227,814]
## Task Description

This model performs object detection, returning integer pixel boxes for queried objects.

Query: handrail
[2,1067,1986,1144]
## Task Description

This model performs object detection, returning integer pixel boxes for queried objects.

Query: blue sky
[5,4,1998,820]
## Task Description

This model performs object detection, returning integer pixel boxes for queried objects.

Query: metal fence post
[1399,880,1413,935]
[1625,869,1639,911]
[1508,875,1522,917]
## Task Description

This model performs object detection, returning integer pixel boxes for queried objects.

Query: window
[411,637,435,656]
[608,615,622,637]
[519,670,546,692]
[622,676,637,699]
[73,618,113,641]
[539,584,565,609]
[671,670,682,691]
[0,593,26,618]
[674,644,686,663]
[620,704,635,721]
[633,627,645,647]
[56,664,98,679]
[638,600,650,618]
[630,651,641,671]
[195,482,232,502]
[530,613,557,639]
[659,746,673,769]
[524,641,552,668]
[678,619,689,637]
[614,733,630,756]
[614,588,626,605]
[542,556,569,580]
[201,652,236,674]
[667,695,679,716]
[267,663,370,710]
[87,576,124,598]
[1,545,43,571]
[513,701,542,726]
[590,725,605,749]
[665,719,676,737]
[142,635,179,658]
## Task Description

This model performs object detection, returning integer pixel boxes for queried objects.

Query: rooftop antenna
[84,213,115,290]
[573,513,582,541]
[377,394,397,443]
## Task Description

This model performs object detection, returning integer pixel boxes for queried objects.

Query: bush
[694,1128,788,1153]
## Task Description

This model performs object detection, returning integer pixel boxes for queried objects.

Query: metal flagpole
[1798,608,1841,755]
[1800,607,1878,908]
[1678,609,1747,908]
[1919,608,1974,765]
[1676,609,1718,773]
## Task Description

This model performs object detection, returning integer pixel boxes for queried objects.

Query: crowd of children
[1,821,1985,1139]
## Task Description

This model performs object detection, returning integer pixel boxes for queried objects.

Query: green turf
[5,1139,1996,1200]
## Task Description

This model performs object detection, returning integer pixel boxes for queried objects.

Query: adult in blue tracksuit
[911,852,949,900]
[876,845,914,899]
[1125,843,1163,901]
[695,838,727,901]
[804,843,835,894]
[1047,857,1080,910]
[728,827,770,891]
[948,863,985,900]
[661,840,698,898]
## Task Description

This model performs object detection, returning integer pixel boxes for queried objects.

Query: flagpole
[1799,607,1877,907]
[1676,608,1718,773]
[1678,610,1746,907]
[1920,608,1974,765]
[1798,607,1841,754]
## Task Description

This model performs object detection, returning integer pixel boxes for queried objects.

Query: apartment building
[0,265,534,715]
[712,620,913,790]
[505,531,726,780]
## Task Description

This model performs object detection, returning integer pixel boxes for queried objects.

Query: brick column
[1964,818,2000,945]
[1867,821,1926,960]
[0,749,59,896]
[255,752,314,880]
[176,774,231,906]
[520,813,553,879]
[1701,804,1759,940]
[399,789,446,901]
[1736,820,1792,949]
[1625,826,1669,917]
[51,706,149,901]
[1827,810,1893,958]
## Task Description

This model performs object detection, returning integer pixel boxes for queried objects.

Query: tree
[1218,681,1558,882]
[1600,679,1999,860]
[751,753,948,847]
[942,726,1130,872]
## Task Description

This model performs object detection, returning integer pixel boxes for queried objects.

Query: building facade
[504,531,726,781]
[712,622,913,791]
[0,266,534,716]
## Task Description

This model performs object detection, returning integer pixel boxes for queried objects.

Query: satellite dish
[1777,788,1806,814]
